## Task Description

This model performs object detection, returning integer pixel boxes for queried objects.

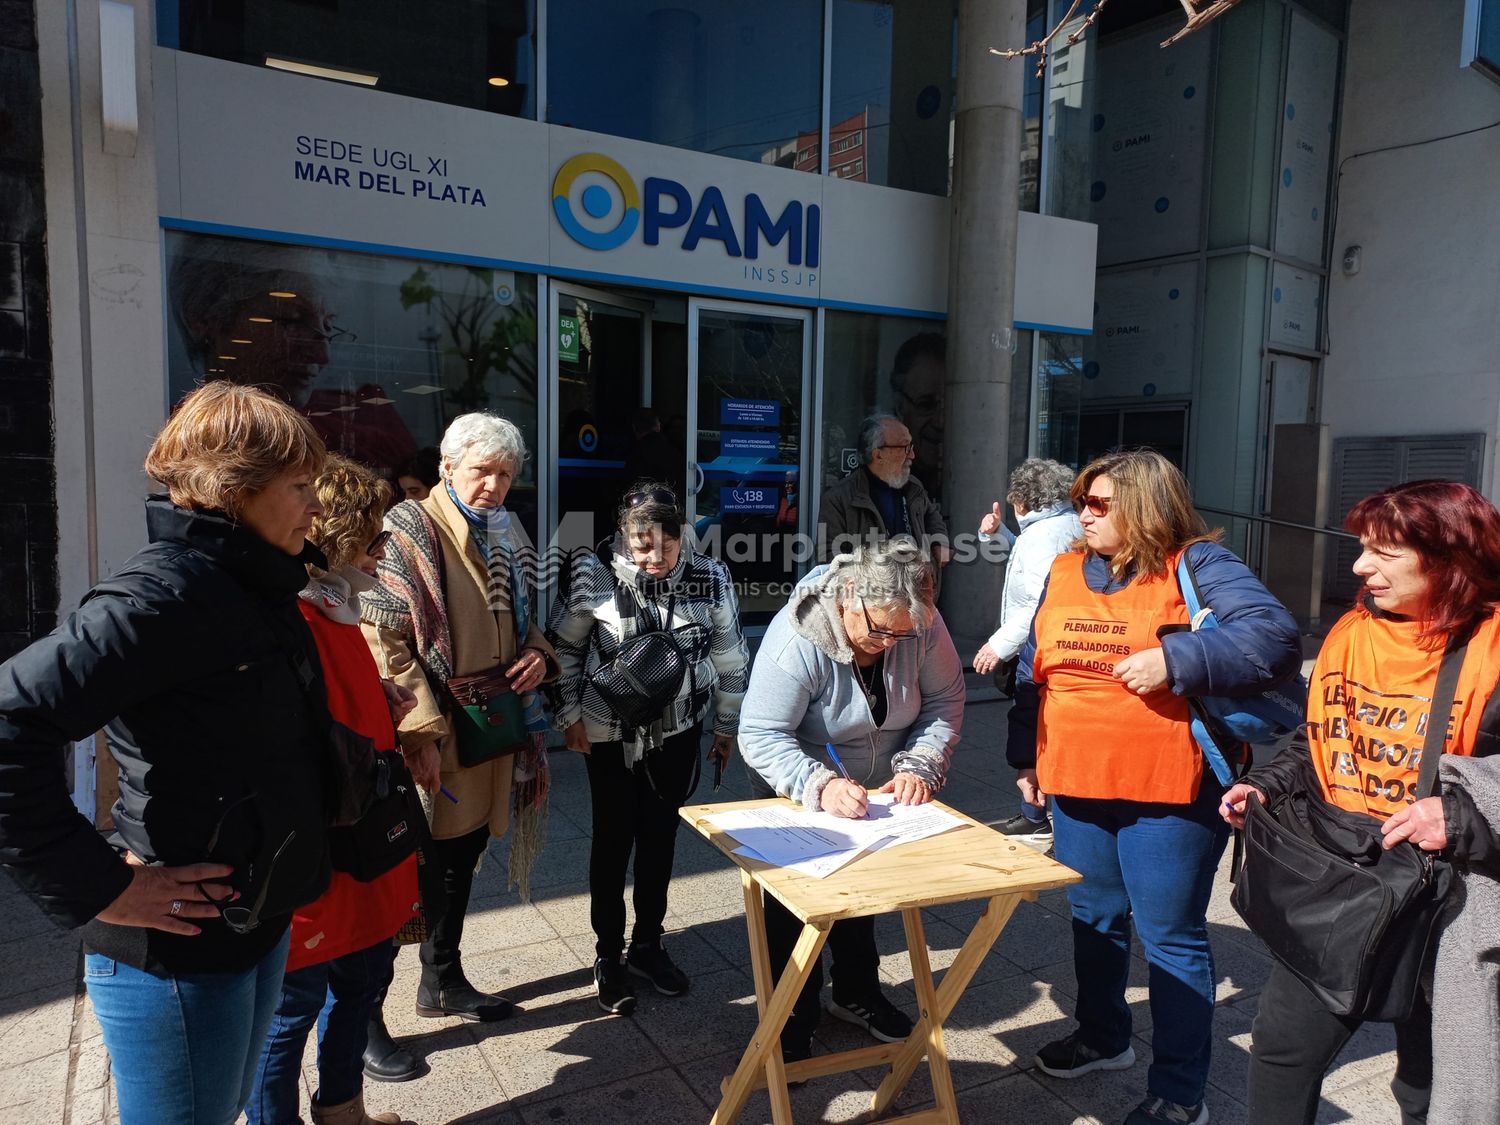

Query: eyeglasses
[860,597,916,641]
[366,529,392,555]
[877,441,916,455]
[625,487,679,509]
[310,322,357,345]
[1075,494,1113,517]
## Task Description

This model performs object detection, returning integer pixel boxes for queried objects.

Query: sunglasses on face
[366,529,392,555]
[860,597,915,641]
[1074,494,1113,517]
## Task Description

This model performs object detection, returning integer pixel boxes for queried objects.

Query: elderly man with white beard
[817,413,950,569]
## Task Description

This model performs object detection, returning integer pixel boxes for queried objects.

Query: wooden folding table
[680,797,1081,1124]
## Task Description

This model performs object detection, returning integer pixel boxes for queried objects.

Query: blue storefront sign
[719,431,780,458]
[721,399,780,426]
[719,484,780,514]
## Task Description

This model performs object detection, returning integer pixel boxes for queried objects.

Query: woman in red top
[248,456,419,1125]
[1224,481,1500,1125]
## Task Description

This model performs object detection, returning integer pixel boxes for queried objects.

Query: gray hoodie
[739,559,965,811]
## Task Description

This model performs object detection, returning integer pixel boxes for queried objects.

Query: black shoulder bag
[1230,628,1468,1022]
[587,557,691,731]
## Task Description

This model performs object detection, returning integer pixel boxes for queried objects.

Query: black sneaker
[1122,1095,1208,1124]
[593,955,638,1015]
[1034,1031,1135,1078]
[627,940,691,996]
[826,990,914,1044]
[995,812,1054,853]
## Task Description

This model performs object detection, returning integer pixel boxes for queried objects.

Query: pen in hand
[824,741,868,818]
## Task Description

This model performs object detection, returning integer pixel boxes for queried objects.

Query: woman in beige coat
[360,413,558,1066]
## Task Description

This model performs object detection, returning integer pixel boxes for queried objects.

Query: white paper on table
[706,795,965,871]
[857,792,967,847]
[732,834,897,878]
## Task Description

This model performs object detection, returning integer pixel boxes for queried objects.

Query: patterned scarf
[361,492,550,901]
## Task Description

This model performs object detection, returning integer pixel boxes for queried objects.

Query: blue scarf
[445,482,548,737]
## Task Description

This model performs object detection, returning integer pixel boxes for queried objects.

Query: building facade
[35,0,1093,644]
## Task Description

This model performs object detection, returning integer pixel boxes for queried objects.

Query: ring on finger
[169,899,183,916]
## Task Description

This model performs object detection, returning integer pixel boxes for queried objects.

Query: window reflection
[830,0,955,195]
[161,0,536,119]
[821,311,946,498]
[547,0,823,169]
[165,233,541,537]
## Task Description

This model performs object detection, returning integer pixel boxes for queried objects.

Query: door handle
[688,463,705,497]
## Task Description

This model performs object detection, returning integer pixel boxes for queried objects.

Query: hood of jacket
[786,558,860,664]
[1018,500,1075,530]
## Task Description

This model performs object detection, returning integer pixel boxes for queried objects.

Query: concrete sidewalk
[2,690,1404,1124]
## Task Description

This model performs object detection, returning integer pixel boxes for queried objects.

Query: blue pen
[824,741,852,780]
[440,785,461,805]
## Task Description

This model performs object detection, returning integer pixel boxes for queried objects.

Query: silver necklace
[853,655,881,709]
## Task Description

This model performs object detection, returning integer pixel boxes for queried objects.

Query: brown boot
[309,1091,410,1125]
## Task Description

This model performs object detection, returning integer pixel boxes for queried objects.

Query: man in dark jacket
[817,413,949,566]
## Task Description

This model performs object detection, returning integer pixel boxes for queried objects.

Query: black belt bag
[328,749,426,882]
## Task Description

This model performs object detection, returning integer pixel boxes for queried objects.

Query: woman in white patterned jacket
[547,481,749,1016]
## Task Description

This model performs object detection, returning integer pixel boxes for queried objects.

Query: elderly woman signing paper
[739,540,964,1064]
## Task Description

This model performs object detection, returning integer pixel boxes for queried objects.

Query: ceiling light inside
[487,76,510,87]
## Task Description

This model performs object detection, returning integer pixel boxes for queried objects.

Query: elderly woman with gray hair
[360,412,558,1046]
[973,458,1082,849]
[739,540,965,1061]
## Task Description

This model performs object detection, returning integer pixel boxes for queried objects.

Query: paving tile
[528,881,596,940]
[1315,1071,1406,1124]
[876,912,1028,994]
[475,995,668,1104]
[676,1046,881,1124]
[0,1051,67,1120]
[0,927,80,1000]
[956,1069,1104,1124]
[629,965,760,1065]
[517,1064,707,1124]
[0,981,74,1067]
[460,896,563,953]
[364,1022,514,1123]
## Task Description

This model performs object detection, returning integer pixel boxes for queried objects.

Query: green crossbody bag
[445,668,530,768]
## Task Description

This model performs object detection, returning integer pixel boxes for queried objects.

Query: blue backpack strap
[1174,548,1238,787]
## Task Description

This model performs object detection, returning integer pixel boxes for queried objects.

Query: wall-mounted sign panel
[1275,12,1339,265]
[1269,261,1321,351]
[157,49,1098,332]
[1080,262,1199,400]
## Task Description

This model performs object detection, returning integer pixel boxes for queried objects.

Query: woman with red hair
[1222,479,1500,1124]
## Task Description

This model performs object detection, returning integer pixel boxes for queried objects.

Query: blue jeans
[84,928,291,1125]
[1052,782,1229,1106]
[247,939,394,1123]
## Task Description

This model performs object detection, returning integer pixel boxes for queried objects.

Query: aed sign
[552,153,821,269]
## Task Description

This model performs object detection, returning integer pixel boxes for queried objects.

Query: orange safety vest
[1034,551,1199,803]
[1306,604,1500,819]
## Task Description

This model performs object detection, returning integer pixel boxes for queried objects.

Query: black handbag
[1230,629,1467,1022]
[328,749,426,882]
[588,584,689,730]
[992,655,1020,698]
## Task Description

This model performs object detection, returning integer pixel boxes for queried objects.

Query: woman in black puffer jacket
[0,383,334,1125]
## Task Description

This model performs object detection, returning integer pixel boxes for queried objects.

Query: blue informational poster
[719,484,780,514]
[719,431,780,458]
[720,399,781,426]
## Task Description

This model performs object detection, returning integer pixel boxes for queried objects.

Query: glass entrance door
[548,283,653,557]
[687,300,813,627]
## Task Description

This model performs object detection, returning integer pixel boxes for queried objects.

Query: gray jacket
[1430,752,1500,1123]
[816,468,948,563]
[738,558,965,811]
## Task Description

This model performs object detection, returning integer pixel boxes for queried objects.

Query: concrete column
[940,0,1025,641]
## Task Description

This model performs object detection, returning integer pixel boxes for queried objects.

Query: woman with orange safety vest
[1222,480,1500,1125]
[1008,450,1301,1125]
